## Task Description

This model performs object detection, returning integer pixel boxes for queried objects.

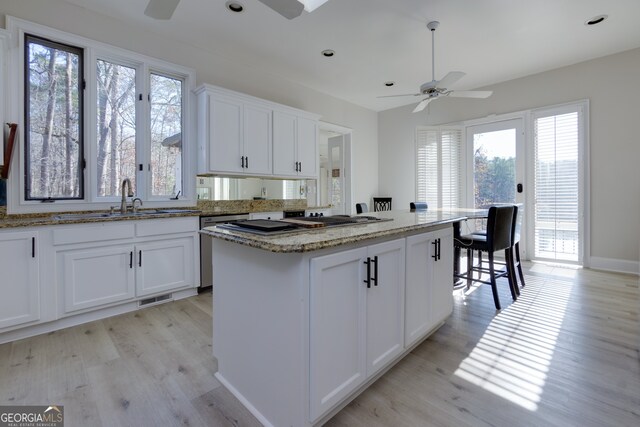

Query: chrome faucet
[120,178,134,214]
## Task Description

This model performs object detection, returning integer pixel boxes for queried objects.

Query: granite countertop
[200,210,467,253]
[0,209,201,229]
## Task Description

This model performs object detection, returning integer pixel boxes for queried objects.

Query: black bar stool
[454,205,517,310]
[355,203,368,214]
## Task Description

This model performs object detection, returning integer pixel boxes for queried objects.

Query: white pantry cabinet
[404,227,454,347]
[309,238,405,421]
[0,230,40,330]
[273,111,318,178]
[196,84,319,178]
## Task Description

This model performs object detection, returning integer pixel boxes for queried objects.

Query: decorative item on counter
[1,123,18,180]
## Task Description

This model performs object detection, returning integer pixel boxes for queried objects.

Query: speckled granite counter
[197,199,307,215]
[201,210,466,253]
[0,209,200,229]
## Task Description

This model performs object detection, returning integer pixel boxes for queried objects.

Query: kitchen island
[201,210,465,427]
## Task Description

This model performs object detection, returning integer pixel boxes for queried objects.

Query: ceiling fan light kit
[377,20,492,113]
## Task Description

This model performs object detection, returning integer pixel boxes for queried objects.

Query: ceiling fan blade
[436,71,466,89]
[449,90,493,98]
[144,0,180,20]
[257,0,305,19]
[413,98,434,113]
[377,93,421,98]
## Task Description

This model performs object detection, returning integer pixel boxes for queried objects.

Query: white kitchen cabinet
[55,218,199,314]
[273,111,318,178]
[135,237,194,297]
[309,238,405,420]
[404,227,454,347]
[430,227,454,324]
[61,244,136,313]
[0,29,8,162]
[201,92,272,176]
[0,230,40,330]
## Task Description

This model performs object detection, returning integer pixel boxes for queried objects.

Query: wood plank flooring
[0,263,638,427]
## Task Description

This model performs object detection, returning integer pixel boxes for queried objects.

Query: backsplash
[197,199,307,215]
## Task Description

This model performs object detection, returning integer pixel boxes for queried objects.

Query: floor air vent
[139,293,172,307]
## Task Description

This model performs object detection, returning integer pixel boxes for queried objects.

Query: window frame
[5,16,195,213]
[24,33,85,201]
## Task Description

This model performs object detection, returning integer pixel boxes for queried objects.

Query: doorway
[316,122,352,215]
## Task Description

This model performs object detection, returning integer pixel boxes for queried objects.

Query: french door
[530,104,585,264]
[466,119,526,249]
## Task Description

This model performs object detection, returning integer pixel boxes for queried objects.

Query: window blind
[533,111,580,261]
[416,127,463,210]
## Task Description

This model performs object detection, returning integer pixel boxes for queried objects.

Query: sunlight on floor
[453,274,574,411]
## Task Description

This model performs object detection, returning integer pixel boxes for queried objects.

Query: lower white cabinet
[135,237,194,297]
[405,227,454,347]
[56,218,198,314]
[62,244,136,313]
[309,238,405,421]
[0,230,40,330]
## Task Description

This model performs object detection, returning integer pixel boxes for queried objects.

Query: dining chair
[373,197,392,212]
[409,202,428,211]
[454,205,517,310]
[355,203,368,214]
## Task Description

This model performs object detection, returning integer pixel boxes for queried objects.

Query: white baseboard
[588,256,640,275]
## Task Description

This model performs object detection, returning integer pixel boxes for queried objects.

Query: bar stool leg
[488,251,501,310]
[505,249,518,300]
[466,248,473,289]
[515,242,526,288]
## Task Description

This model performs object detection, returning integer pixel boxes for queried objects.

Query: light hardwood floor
[1,263,638,426]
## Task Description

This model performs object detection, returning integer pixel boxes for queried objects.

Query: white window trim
[5,16,196,214]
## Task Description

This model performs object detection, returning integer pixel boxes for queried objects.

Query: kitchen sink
[53,212,112,220]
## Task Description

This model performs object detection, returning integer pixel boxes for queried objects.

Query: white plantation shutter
[416,127,463,209]
[533,109,581,261]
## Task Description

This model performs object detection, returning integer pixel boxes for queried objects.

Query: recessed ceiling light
[384,81,395,87]
[585,14,608,25]
[321,49,335,58]
[226,1,244,13]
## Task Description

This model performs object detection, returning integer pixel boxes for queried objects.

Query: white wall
[379,48,640,268]
[0,0,378,211]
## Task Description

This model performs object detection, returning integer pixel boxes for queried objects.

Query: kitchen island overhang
[201,210,464,427]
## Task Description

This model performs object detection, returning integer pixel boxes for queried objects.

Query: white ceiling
[63,0,640,112]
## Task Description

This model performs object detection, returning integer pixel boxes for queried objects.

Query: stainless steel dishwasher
[200,214,249,290]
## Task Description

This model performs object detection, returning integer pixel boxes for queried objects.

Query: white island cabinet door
[430,227,454,325]
[209,95,243,174]
[135,237,193,297]
[365,238,405,377]
[309,247,367,422]
[0,231,40,330]
[404,232,434,347]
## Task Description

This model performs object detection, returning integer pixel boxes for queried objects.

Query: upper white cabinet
[196,84,319,178]
[0,230,40,330]
[200,93,272,175]
[273,112,318,178]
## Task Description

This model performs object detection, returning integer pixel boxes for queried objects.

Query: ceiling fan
[144,0,328,20]
[379,21,493,113]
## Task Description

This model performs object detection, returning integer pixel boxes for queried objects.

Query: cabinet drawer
[53,223,135,245]
[135,217,198,237]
